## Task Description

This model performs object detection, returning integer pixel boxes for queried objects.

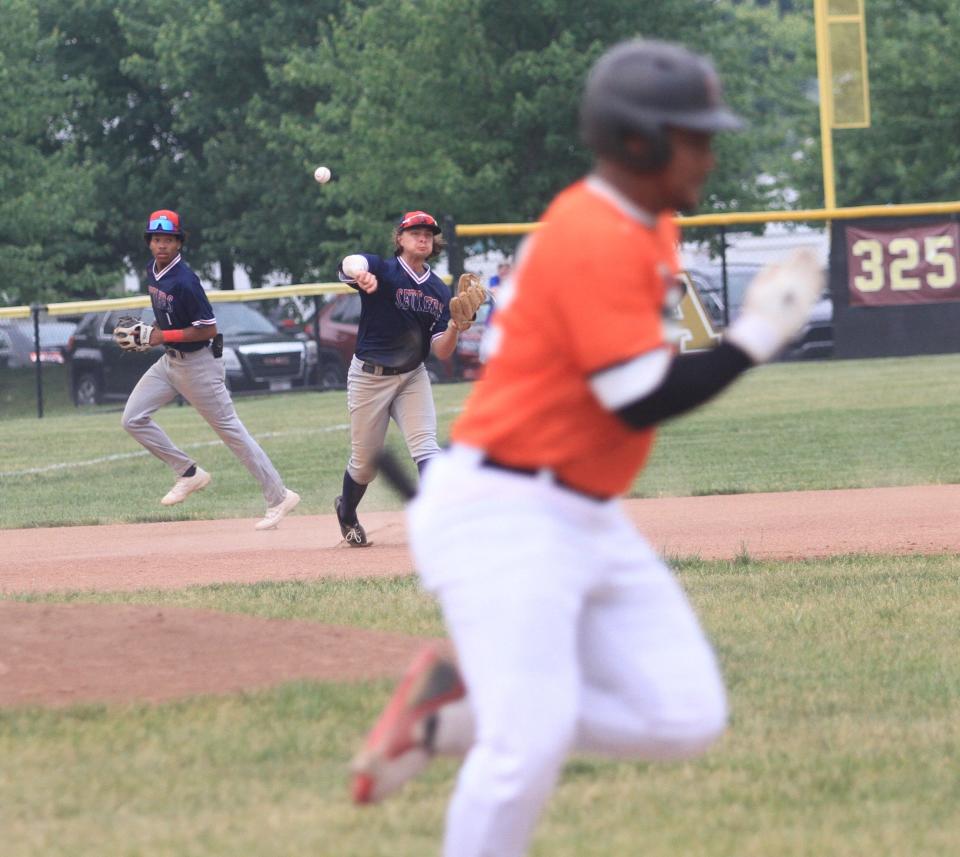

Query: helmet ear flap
[586,113,671,173]
[617,120,672,173]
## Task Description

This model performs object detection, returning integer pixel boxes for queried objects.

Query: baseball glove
[113,315,155,352]
[450,272,486,331]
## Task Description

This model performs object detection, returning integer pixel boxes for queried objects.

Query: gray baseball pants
[121,347,286,506]
[346,355,441,484]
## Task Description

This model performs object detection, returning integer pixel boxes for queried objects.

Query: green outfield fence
[5,199,960,418]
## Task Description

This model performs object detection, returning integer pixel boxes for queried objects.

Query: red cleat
[351,646,466,804]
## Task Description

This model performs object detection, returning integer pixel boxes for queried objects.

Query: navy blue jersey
[146,254,217,352]
[338,254,451,369]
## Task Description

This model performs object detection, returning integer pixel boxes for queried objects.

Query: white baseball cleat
[255,489,301,531]
[160,467,211,506]
[351,646,466,804]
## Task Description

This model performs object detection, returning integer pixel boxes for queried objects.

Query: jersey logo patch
[395,288,443,320]
[149,285,175,312]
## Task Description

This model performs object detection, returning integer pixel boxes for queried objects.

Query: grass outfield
[3,354,960,854]
[4,556,959,856]
[3,354,960,529]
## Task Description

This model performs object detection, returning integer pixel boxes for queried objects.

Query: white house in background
[682,224,830,270]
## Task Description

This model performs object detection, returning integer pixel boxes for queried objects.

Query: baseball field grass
[3,353,960,855]
[4,557,959,856]
[4,353,960,529]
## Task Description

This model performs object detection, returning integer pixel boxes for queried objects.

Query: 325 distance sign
[846,222,960,306]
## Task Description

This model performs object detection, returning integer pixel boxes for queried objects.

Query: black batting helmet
[580,39,744,173]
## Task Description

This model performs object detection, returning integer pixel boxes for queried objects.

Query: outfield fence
[5,199,960,419]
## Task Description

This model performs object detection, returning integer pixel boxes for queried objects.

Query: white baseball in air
[314,165,332,184]
[342,254,369,278]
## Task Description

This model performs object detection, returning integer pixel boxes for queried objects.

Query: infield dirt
[2,484,957,708]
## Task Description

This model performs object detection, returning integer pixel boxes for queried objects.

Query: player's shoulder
[170,260,205,292]
[178,261,200,281]
[545,179,620,224]
[545,177,668,242]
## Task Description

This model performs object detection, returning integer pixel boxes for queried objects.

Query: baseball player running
[333,211,482,547]
[119,209,300,530]
[350,40,823,856]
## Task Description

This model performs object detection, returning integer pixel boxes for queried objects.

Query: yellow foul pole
[813,0,837,209]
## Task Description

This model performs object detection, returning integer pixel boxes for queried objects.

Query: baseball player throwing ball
[333,211,483,547]
[349,40,823,856]
[118,209,300,530]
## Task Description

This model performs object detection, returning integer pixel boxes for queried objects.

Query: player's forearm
[147,324,218,346]
[431,327,459,360]
[614,343,753,430]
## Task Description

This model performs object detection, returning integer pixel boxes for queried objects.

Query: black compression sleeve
[614,343,754,430]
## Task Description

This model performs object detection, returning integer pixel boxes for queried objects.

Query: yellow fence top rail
[454,200,960,237]
[2,282,353,320]
[5,200,960,317]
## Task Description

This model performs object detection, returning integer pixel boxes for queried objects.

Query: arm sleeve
[614,342,754,430]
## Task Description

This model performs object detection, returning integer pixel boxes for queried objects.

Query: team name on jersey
[149,284,175,312]
[395,288,443,320]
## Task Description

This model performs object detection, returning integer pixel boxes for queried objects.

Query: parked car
[783,293,833,360]
[684,263,764,327]
[454,299,495,380]
[0,320,77,369]
[684,262,833,360]
[306,293,458,388]
[65,302,318,405]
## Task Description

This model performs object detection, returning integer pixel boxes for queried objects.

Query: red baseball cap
[398,210,441,234]
[144,209,184,238]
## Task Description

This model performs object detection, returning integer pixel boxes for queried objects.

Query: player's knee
[121,409,146,433]
[677,690,727,754]
[348,459,377,485]
[407,434,440,462]
[645,684,728,760]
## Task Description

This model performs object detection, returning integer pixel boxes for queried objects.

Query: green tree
[0,0,116,304]
[825,0,960,206]
[116,0,351,287]
[17,0,824,301]
[271,0,816,265]
[36,1,351,290]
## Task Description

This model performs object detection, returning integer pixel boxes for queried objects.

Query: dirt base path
[2,484,957,709]
[4,484,959,594]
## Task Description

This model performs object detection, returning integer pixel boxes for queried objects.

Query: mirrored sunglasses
[401,214,437,228]
[148,217,178,232]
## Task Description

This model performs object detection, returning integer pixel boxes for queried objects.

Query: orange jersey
[452,178,679,498]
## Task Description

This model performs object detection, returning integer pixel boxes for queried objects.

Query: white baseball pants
[121,348,287,506]
[408,445,727,857]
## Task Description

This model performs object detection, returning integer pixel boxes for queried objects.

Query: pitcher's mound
[0,601,433,709]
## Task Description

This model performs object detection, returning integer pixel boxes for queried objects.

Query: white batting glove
[725,248,824,364]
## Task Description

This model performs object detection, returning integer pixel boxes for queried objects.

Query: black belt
[361,360,418,376]
[165,341,210,359]
[480,456,610,502]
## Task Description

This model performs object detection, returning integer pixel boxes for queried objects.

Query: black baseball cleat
[335,495,371,547]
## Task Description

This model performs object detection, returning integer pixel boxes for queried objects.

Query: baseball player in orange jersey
[350,40,823,856]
